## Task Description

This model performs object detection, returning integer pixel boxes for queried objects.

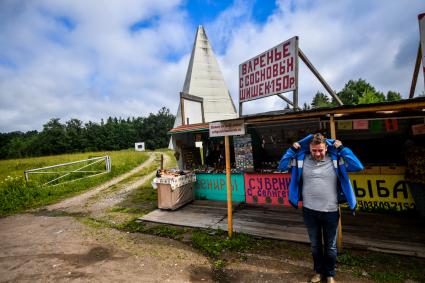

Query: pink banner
[244,173,291,206]
[353,119,368,130]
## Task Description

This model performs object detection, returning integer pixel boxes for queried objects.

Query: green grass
[117,219,260,258]
[0,149,149,216]
[337,251,425,282]
[191,228,259,258]
[118,219,186,240]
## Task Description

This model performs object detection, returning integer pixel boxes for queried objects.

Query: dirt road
[0,152,213,282]
[0,152,376,282]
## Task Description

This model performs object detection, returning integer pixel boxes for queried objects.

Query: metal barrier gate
[24,156,111,186]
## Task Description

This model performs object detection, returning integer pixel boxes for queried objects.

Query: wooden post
[294,38,299,110]
[199,146,204,166]
[180,95,185,125]
[409,44,422,98]
[201,101,205,123]
[277,94,302,110]
[225,136,233,238]
[160,154,164,170]
[330,113,336,142]
[298,49,343,106]
[239,102,243,117]
[330,114,343,251]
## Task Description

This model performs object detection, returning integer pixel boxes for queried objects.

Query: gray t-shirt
[302,154,338,212]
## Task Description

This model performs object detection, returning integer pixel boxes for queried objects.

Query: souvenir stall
[168,31,425,216]
[169,97,425,215]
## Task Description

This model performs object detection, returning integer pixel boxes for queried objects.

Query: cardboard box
[157,182,194,210]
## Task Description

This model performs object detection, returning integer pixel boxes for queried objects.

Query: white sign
[134,142,145,151]
[412,123,425,135]
[195,141,203,148]
[419,13,425,88]
[209,119,245,137]
[239,36,298,103]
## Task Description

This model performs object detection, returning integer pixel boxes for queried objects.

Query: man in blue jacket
[278,133,363,283]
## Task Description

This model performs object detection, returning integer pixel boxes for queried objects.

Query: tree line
[303,78,403,109]
[0,107,175,160]
[0,78,414,160]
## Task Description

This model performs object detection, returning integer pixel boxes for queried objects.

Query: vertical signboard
[233,135,254,172]
[239,37,298,102]
[419,13,425,87]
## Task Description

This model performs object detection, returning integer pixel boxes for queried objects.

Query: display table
[153,173,196,210]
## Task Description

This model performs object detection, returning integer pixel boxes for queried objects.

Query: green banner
[194,173,245,202]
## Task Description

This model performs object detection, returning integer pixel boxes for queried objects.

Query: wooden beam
[245,99,425,124]
[201,101,205,123]
[330,114,343,251]
[277,94,302,110]
[294,40,299,109]
[180,92,204,103]
[180,92,205,124]
[409,44,422,99]
[239,102,243,117]
[180,94,185,126]
[330,114,336,138]
[298,49,343,106]
[225,136,233,238]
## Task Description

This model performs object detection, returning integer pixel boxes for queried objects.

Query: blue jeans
[303,207,339,277]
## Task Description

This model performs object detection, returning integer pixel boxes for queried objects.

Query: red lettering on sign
[276,77,282,92]
[282,42,290,57]
[260,54,266,67]
[244,173,291,206]
[267,49,274,65]
[239,37,297,102]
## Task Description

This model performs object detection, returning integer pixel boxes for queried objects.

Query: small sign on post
[208,119,245,238]
[209,119,245,137]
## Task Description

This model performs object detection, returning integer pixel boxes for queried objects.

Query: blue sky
[0,0,424,132]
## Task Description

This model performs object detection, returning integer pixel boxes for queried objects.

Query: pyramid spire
[172,26,237,129]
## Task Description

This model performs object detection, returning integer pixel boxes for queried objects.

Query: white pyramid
[172,25,238,129]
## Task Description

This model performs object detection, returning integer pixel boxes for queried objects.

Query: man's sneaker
[327,276,336,283]
[309,273,322,283]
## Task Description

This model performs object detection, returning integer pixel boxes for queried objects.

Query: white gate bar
[25,156,107,173]
[24,156,111,185]
[43,157,105,185]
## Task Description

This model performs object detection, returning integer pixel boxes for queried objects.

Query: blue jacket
[278,134,364,211]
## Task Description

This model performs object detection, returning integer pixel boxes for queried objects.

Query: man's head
[310,133,327,161]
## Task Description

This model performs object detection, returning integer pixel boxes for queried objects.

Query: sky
[0,0,424,133]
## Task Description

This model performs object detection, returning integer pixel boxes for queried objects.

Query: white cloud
[0,0,424,132]
[0,0,191,132]
[217,0,425,114]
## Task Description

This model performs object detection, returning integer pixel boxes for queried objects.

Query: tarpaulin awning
[168,123,209,135]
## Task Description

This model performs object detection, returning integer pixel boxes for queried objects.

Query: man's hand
[334,140,342,148]
[293,142,301,149]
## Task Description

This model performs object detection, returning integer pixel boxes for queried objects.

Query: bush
[0,176,41,214]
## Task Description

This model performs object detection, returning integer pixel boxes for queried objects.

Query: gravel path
[0,152,214,282]
[0,152,377,282]
[46,152,159,215]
